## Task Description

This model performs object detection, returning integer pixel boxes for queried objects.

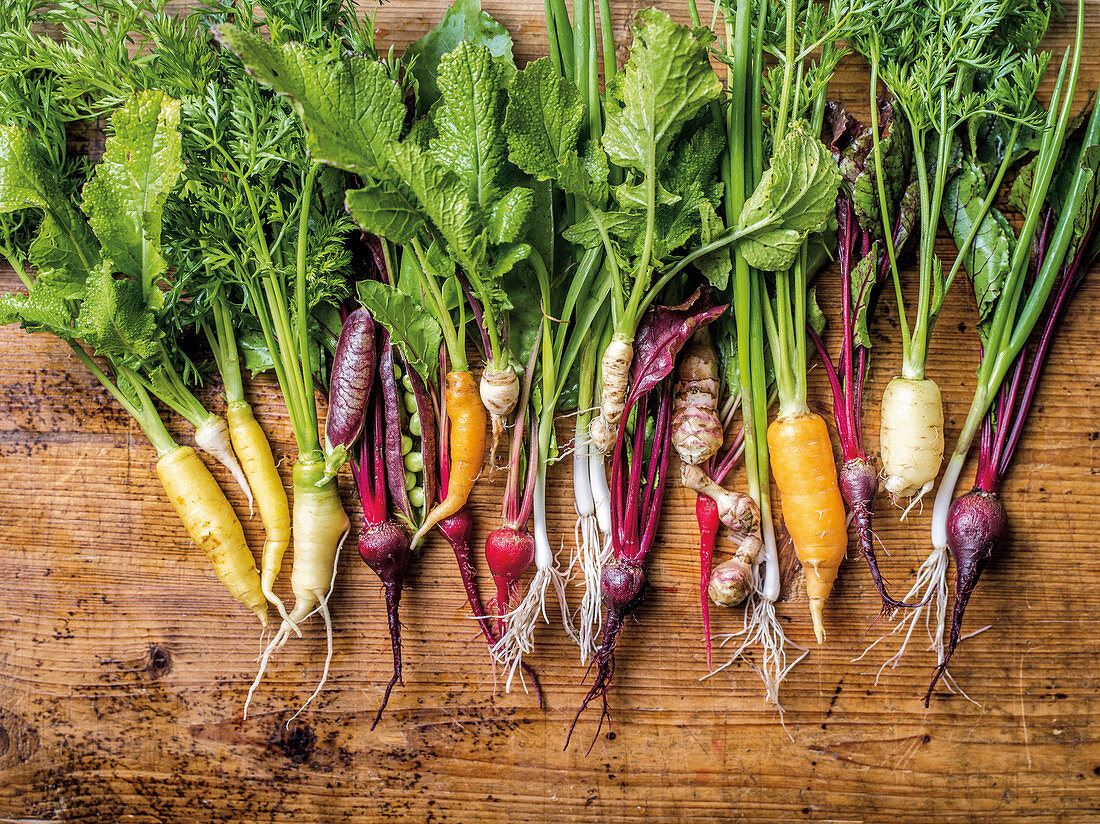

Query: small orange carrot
[767,411,847,644]
[411,371,486,547]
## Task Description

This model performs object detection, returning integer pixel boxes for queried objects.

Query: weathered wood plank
[0,1,1099,822]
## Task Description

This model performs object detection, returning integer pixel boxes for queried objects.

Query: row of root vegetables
[0,0,1097,744]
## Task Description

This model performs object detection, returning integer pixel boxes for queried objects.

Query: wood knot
[280,723,316,764]
[146,644,172,679]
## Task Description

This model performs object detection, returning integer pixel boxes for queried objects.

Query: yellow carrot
[227,401,291,620]
[767,412,847,644]
[411,370,486,548]
[156,445,267,625]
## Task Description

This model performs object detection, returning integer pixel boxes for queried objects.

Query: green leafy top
[735,122,842,272]
[221,24,534,369]
[404,0,516,114]
[601,9,721,172]
[0,90,183,369]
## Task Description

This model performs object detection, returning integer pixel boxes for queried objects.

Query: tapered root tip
[809,598,826,645]
[252,604,269,628]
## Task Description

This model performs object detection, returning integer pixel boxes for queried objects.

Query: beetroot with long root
[925,221,1096,703]
[568,384,673,750]
[568,293,724,748]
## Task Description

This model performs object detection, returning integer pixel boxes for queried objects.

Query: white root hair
[851,543,976,703]
[244,525,348,722]
[704,560,807,709]
[491,564,572,693]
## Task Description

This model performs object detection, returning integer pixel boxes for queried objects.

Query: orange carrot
[767,412,847,644]
[411,371,486,547]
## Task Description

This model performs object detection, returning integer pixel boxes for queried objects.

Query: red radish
[485,526,536,634]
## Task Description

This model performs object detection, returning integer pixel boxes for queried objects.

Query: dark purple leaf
[626,287,727,409]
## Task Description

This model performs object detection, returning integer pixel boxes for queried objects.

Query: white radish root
[880,376,944,508]
[590,337,634,453]
[195,414,254,512]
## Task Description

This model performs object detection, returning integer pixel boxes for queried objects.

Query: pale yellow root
[880,376,944,506]
[243,459,350,719]
[194,414,254,510]
[227,402,291,622]
[480,366,519,467]
[590,336,634,453]
[156,445,267,626]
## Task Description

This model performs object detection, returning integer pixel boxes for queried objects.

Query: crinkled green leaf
[404,0,516,115]
[81,90,183,309]
[601,9,721,175]
[942,160,1014,327]
[0,281,76,339]
[489,242,531,283]
[652,114,725,255]
[736,122,842,272]
[356,279,443,383]
[488,187,533,245]
[387,141,483,259]
[614,179,679,209]
[26,215,96,297]
[0,125,98,290]
[563,209,644,250]
[76,261,160,363]
[504,57,583,181]
[344,183,425,244]
[430,42,510,210]
[557,144,609,204]
[216,24,405,179]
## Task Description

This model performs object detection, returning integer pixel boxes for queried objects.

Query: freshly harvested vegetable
[727,0,847,645]
[671,323,759,666]
[767,413,846,643]
[569,293,723,746]
[922,31,1098,702]
[849,0,1049,510]
[865,0,1075,689]
[810,99,922,612]
[0,90,268,624]
[219,18,528,538]
[322,308,377,484]
[493,7,616,673]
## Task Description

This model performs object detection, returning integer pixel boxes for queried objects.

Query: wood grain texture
[1,2,1100,821]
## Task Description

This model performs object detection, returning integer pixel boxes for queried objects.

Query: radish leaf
[736,122,841,272]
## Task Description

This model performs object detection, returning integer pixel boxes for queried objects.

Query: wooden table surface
[2,2,1099,822]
